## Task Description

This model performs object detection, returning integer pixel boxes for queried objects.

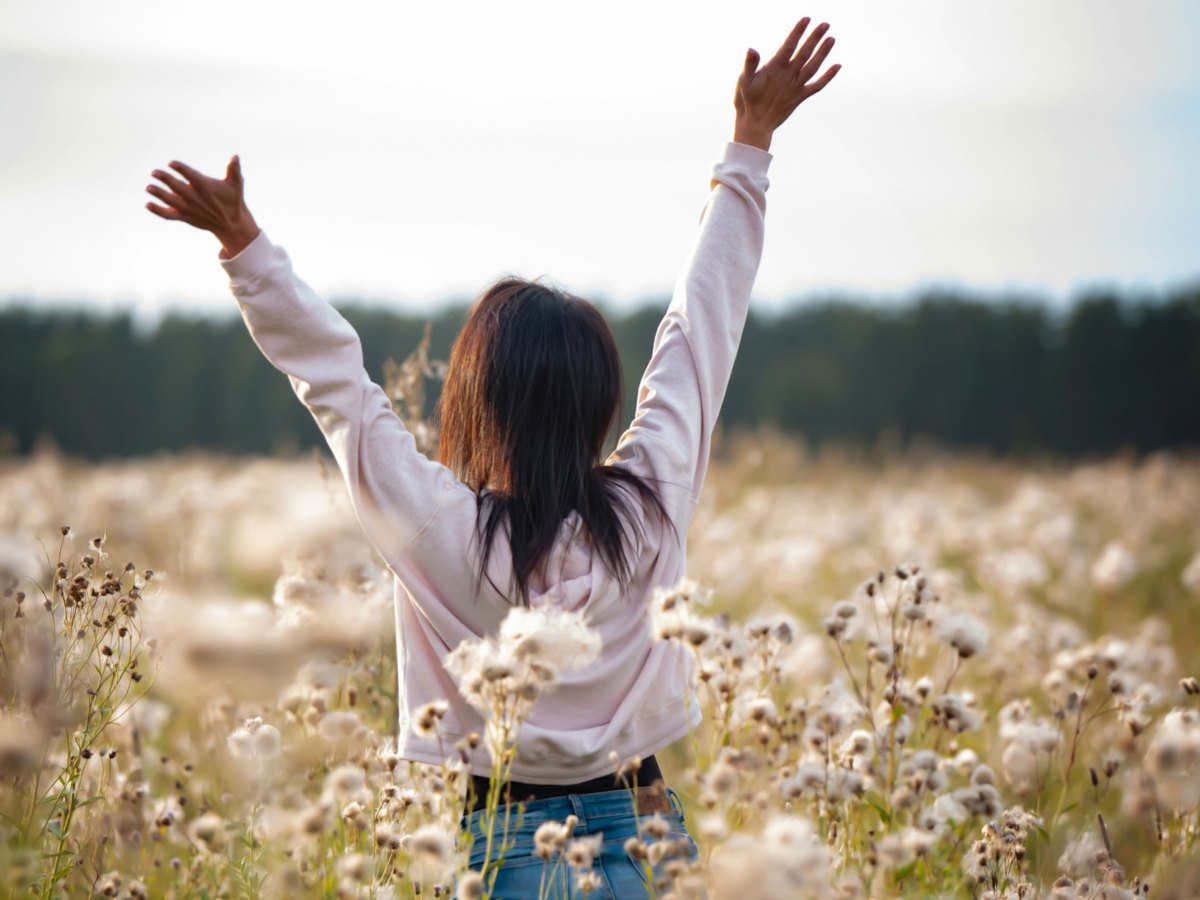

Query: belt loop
[568,792,586,830]
[666,787,685,820]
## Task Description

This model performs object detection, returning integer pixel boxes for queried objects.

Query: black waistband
[468,754,664,814]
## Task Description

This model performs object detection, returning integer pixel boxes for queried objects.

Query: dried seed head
[638,813,673,842]
[575,871,603,893]
[822,616,847,639]
[413,700,449,738]
[700,763,739,796]
[534,820,574,853]
[564,834,602,869]
[456,871,484,900]
[408,824,452,860]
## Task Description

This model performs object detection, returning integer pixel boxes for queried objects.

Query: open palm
[733,18,841,151]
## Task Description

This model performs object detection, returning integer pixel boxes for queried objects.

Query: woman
[146,17,839,897]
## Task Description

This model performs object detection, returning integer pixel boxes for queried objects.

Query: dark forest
[2,284,1197,459]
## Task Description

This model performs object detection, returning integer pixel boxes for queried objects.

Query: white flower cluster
[443,604,601,757]
[1143,708,1200,813]
[709,814,832,900]
[1182,550,1200,594]
[1090,541,1137,593]
[936,611,990,660]
[226,716,282,761]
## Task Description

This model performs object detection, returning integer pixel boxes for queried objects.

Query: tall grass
[0,438,1197,898]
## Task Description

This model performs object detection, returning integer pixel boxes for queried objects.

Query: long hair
[437,278,670,605]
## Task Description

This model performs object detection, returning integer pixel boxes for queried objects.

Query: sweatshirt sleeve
[606,141,771,533]
[220,231,464,564]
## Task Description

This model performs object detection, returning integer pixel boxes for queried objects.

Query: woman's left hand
[145,156,260,259]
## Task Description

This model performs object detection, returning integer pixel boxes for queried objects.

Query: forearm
[612,142,770,504]
[220,231,453,559]
[222,232,365,428]
[665,143,770,422]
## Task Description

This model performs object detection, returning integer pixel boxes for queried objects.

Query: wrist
[216,210,260,260]
[733,119,773,152]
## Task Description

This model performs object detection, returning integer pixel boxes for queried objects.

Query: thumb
[740,48,759,83]
[226,154,243,186]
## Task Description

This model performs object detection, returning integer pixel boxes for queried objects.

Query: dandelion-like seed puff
[444,605,602,762]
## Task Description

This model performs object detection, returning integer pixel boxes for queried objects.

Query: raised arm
[144,158,462,565]
[607,18,840,532]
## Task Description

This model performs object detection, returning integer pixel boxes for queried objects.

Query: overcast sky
[1,0,1198,317]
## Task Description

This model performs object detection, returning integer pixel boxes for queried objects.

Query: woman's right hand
[145,156,261,259]
[733,18,841,152]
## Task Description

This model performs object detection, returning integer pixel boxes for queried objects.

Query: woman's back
[146,17,840,895]
[211,140,771,782]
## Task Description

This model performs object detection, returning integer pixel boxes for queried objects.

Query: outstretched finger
[739,48,760,86]
[798,36,836,83]
[146,184,187,210]
[151,168,190,195]
[167,159,208,187]
[805,63,842,96]
[770,17,810,67]
[225,154,243,186]
[790,21,831,69]
[146,201,184,221]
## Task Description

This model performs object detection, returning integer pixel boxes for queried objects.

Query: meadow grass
[0,438,1197,898]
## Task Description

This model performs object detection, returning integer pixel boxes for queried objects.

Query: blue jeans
[456,786,699,899]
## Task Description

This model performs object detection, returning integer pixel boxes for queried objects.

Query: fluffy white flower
[412,700,450,738]
[446,604,603,719]
[403,823,457,887]
[936,612,989,659]
[499,605,601,671]
[187,812,228,850]
[929,792,970,828]
[1144,708,1200,812]
[1181,551,1200,594]
[272,573,337,610]
[981,548,1048,593]
[709,813,831,899]
[564,833,603,869]
[318,710,365,742]
[1057,829,1106,878]
[226,716,282,760]
[1006,720,1061,754]
[1091,541,1137,593]
[324,765,366,798]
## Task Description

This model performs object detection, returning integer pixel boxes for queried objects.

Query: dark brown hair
[437,278,669,605]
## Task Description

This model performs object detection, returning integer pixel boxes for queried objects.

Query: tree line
[1,284,1197,460]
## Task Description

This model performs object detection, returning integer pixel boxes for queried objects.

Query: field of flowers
[1,435,1198,899]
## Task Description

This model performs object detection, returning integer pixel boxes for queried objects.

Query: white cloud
[0,1,1197,314]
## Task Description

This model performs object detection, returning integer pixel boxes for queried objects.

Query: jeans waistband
[460,785,687,833]
[468,754,664,814]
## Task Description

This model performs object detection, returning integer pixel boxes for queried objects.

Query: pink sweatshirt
[221,141,772,783]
